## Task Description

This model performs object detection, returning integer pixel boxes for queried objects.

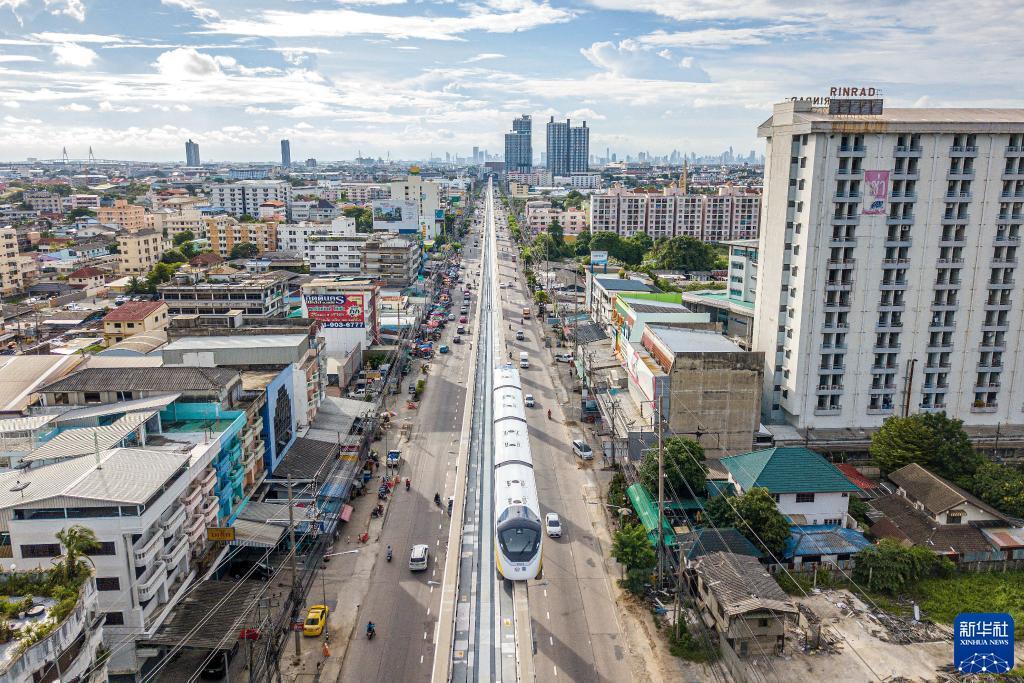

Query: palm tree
[125,276,143,295]
[54,526,99,582]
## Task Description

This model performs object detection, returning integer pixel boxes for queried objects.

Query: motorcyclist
[547,409,552,420]
[386,545,392,561]
[434,492,441,506]
[405,478,411,491]
[367,621,376,636]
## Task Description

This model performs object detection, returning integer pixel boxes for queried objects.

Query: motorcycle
[386,546,393,562]
[405,478,411,491]
[366,623,376,640]
[434,493,442,507]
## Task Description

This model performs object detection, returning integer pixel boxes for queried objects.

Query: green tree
[229,242,260,260]
[67,208,95,221]
[533,290,550,304]
[870,412,981,479]
[647,236,717,272]
[563,189,585,210]
[589,231,620,255]
[342,206,373,232]
[54,525,99,582]
[611,523,657,595]
[546,219,564,245]
[574,229,591,256]
[172,230,195,246]
[970,462,1024,517]
[125,276,145,295]
[638,437,707,500]
[146,261,179,288]
[160,248,186,264]
[238,213,258,223]
[107,242,120,255]
[706,487,791,557]
[853,539,954,594]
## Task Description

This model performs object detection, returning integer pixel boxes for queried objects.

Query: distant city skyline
[1,0,1018,161]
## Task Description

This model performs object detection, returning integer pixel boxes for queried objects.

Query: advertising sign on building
[303,293,366,328]
[590,250,609,266]
[863,170,889,215]
[372,199,420,233]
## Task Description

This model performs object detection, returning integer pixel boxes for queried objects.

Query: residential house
[721,446,861,527]
[102,301,170,346]
[67,266,106,290]
[690,551,797,657]
[782,524,872,572]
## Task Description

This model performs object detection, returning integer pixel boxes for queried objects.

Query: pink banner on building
[863,170,889,215]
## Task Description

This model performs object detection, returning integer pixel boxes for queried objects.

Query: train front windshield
[498,524,540,563]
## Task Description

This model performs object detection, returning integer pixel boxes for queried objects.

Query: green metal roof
[620,291,683,305]
[721,446,860,494]
[626,483,676,547]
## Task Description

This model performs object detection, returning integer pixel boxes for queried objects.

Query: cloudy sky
[0,0,1021,162]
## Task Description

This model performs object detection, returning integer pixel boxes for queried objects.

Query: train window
[499,527,540,562]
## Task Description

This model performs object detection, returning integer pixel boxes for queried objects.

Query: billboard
[863,170,889,215]
[590,250,609,266]
[373,199,419,233]
[303,293,366,328]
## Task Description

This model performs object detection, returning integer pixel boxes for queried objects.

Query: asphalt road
[493,223,634,683]
[339,216,483,682]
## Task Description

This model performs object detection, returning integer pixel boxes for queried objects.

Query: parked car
[555,353,575,363]
[409,544,430,571]
[439,344,450,354]
[524,393,535,407]
[303,605,329,637]
[459,316,467,323]
[545,513,562,538]
[516,330,525,341]
[572,439,594,460]
[457,325,466,335]
[452,336,462,344]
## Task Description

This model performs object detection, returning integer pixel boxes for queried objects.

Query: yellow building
[0,226,22,295]
[205,215,278,258]
[117,229,165,275]
[97,199,146,232]
[102,300,169,346]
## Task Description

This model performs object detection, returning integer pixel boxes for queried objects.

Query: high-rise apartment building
[504,114,533,173]
[117,228,165,275]
[0,226,22,295]
[209,180,292,219]
[205,215,278,258]
[97,199,146,232]
[754,100,1024,437]
[590,184,760,241]
[281,139,291,168]
[185,138,200,166]
[546,117,589,175]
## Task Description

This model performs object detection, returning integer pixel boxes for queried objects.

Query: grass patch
[667,626,721,663]
[911,571,1024,638]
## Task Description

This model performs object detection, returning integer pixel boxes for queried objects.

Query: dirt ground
[764,589,953,682]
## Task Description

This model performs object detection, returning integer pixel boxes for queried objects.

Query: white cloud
[1,0,87,23]
[202,1,574,41]
[51,42,97,67]
[639,25,812,49]
[465,52,504,62]
[160,0,220,21]
[565,107,605,121]
[0,55,40,63]
[272,47,330,66]
[152,47,226,77]
[59,102,91,111]
[3,101,20,108]
[30,32,125,44]
[99,100,142,113]
[580,40,709,81]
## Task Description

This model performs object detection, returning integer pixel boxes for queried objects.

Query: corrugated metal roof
[272,436,340,480]
[41,367,238,393]
[102,301,167,322]
[49,393,181,423]
[722,446,861,494]
[0,355,84,412]
[229,518,287,548]
[0,415,55,434]
[784,525,872,558]
[163,335,308,351]
[23,411,155,463]
[691,551,797,617]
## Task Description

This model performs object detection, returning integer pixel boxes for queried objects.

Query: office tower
[546,117,589,175]
[755,99,1024,438]
[504,114,532,173]
[280,139,291,168]
[472,146,480,164]
[185,139,200,166]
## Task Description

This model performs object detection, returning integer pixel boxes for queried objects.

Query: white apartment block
[590,184,760,241]
[23,190,62,213]
[553,173,603,189]
[330,183,390,203]
[63,194,100,210]
[209,180,292,219]
[0,226,22,295]
[278,217,363,275]
[754,101,1024,432]
[507,171,553,186]
[391,174,441,238]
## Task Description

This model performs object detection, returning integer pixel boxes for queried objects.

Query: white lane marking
[430,585,434,593]
[549,636,554,647]
[543,589,547,598]
[427,607,431,616]
[424,631,428,640]
[553,666,558,677]
[420,655,424,664]
[546,611,550,620]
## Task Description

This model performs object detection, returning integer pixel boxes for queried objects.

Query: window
[21,543,61,558]
[104,611,125,625]
[84,391,101,404]
[795,492,816,503]
[87,541,117,556]
[946,511,964,525]
[96,577,120,591]
[758,618,769,628]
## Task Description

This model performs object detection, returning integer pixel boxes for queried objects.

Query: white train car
[492,364,542,580]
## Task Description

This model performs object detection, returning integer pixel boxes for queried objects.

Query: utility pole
[656,394,665,589]
[287,473,301,658]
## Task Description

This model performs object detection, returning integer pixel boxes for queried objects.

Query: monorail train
[492,364,542,580]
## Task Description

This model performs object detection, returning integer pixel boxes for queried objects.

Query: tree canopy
[852,538,954,594]
[229,242,260,260]
[638,437,707,500]
[706,487,791,557]
[611,523,656,595]
[55,525,99,582]
[645,236,718,272]
[970,462,1024,518]
[870,412,982,480]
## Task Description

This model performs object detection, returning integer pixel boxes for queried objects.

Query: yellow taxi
[303,604,329,637]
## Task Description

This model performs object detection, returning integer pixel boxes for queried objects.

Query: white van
[519,352,529,369]
[409,544,429,571]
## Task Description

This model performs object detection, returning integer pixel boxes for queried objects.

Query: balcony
[134,531,164,569]
[933,280,961,290]
[948,168,975,180]
[992,257,1018,267]
[827,259,856,268]
[926,342,955,352]
[945,191,972,201]
[204,498,219,526]
[181,484,203,512]
[824,281,854,291]
[161,506,187,540]
[186,514,205,544]
[831,215,859,225]
[880,280,908,290]
[919,403,947,412]
[999,191,1024,199]
[892,169,919,180]
[971,402,998,413]
[137,561,167,603]
[882,257,911,267]
[873,343,902,353]
[885,237,912,248]
[839,145,867,155]
[988,279,1016,289]
[994,235,1020,245]
[886,215,915,224]
[816,384,844,393]
[1002,171,1024,181]
[876,320,903,330]
[199,495,218,519]
[161,535,189,568]
[835,168,864,177]
[974,382,1002,392]
[922,383,949,391]
[1007,145,1024,155]
[996,214,1023,223]
[199,466,216,492]
[821,342,848,350]
[829,236,857,246]
[950,145,978,156]
[821,321,849,332]
[941,215,970,225]
[893,145,922,156]
[978,362,1004,371]
[980,341,1006,352]
[890,191,917,199]
[814,405,842,415]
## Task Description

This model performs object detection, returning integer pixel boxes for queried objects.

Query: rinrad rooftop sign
[788,86,884,106]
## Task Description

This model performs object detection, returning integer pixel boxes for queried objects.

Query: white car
[572,439,594,460]
[524,394,535,407]
[409,544,429,571]
[555,353,575,363]
[545,513,562,538]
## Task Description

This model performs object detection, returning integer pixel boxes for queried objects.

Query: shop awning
[340,504,353,522]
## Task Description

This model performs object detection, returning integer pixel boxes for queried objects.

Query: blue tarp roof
[784,524,872,559]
